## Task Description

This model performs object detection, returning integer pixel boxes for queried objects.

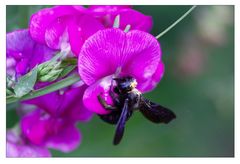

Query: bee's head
[113,76,137,93]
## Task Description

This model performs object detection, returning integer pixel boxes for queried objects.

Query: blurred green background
[6,5,234,157]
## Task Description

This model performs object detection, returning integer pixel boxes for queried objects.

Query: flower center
[114,76,137,93]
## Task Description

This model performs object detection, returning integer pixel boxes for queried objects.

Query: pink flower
[78,28,164,114]
[7,29,56,78]
[21,84,92,153]
[24,83,92,121]
[29,5,104,55]
[87,5,153,32]
[29,5,153,56]
[20,109,81,153]
[7,28,93,154]
[7,129,51,157]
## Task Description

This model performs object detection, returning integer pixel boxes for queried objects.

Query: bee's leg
[109,89,120,106]
[97,95,118,111]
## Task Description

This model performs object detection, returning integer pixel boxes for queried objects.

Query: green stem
[156,5,197,39]
[7,74,80,104]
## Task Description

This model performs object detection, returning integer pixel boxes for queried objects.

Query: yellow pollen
[130,81,137,89]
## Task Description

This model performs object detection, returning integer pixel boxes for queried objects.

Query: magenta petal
[78,29,161,88]
[24,91,63,116]
[7,130,21,157]
[7,142,19,157]
[29,44,56,69]
[78,28,126,85]
[7,141,51,157]
[68,15,104,55]
[87,6,132,27]
[16,58,29,75]
[123,30,161,83]
[88,5,132,13]
[21,110,48,145]
[45,122,81,152]
[7,30,34,55]
[83,75,114,114]
[72,5,87,12]
[87,6,152,31]
[20,109,81,153]
[29,5,83,44]
[7,130,51,157]
[7,29,56,77]
[59,84,93,121]
[45,16,70,49]
[137,62,165,92]
[67,18,84,56]
[25,84,93,121]
[17,145,51,157]
[110,9,153,32]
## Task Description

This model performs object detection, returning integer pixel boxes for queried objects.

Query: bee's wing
[113,98,129,145]
[139,97,176,123]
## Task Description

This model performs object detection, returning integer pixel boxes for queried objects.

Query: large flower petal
[20,109,81,152]
[24,84,93,121]
[59,84,93,121]
[29,43,56,69]
[122,30,161,84]
[21,110,49,145]
[78,28,126,85]
[7,130,51,157]
[7,141,51,157]
[6,29,56,77]
[137,62,165,92]
[87,6,152,32]
[44,122,81,153]
[7,30,34,75]
[109,9,153,32]
[68,15,104,55]
[45,16,70,50]
[88,5,132,14]
[83,75,114,114]
[7,30,34,56]
[87,6,132,27]
[23,91,63,116]
[29,5,85,44]
[78,28,161,89]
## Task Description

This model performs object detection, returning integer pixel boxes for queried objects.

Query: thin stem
[7,74,80,104]
[156,5,197,39]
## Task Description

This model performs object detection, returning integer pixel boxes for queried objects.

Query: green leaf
[61,58,77,65]
[59,65,77,78]
[7,74,80,104]
[14,67,38,98]
[6,88,14,96]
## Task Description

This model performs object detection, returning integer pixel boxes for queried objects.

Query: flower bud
[38,69,63,82]
[38,61,58,76]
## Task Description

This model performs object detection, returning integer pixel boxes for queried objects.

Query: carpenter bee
[97,76,176,145]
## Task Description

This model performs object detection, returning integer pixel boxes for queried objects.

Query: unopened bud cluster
[37,61,63,82]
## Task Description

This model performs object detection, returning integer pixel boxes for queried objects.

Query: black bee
[97,76,176,145]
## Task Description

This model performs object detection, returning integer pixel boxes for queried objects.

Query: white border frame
[0,0,239,164]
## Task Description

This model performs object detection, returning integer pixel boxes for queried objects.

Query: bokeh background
[6,5,234,157]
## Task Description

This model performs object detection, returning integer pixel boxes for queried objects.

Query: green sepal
[59,65,77,78]
[13,67,38,98]
[39,69,63,82]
